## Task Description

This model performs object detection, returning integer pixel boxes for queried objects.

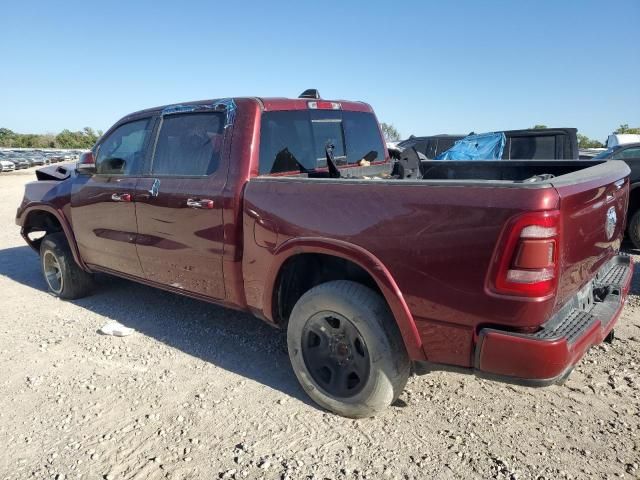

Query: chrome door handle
[111,193,132,202]
[186,198,214,209]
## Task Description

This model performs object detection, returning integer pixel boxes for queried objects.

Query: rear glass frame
[258,110,387,175]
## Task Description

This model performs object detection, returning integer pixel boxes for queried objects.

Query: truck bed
[260,159,609,186]
[244,160,630,368]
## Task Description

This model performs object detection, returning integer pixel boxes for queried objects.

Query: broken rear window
[259,110,386,175]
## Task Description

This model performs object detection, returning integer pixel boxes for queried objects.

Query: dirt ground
[0,171,639,480]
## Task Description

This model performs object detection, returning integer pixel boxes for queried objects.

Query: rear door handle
[186,198,214,209]
[111,193,132,202]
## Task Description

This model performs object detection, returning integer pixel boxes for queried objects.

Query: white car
[607,134,640,148]
[0,159,16,172]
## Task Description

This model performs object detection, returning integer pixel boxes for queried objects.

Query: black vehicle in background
[593,143,640,248]
[398,128,579,160]
[397,134,465,159]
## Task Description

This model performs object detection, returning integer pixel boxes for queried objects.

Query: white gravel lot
[0,170,639,480]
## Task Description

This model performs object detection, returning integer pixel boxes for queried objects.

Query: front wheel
[287,280,410,418]
[40,233,94,300]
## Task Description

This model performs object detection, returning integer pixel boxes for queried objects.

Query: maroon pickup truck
[16,93,634,417]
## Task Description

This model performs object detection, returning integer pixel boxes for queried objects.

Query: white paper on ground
[99,322,135,337]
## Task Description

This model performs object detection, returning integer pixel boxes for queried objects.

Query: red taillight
[308,101,341,110]
[490,210,560,298]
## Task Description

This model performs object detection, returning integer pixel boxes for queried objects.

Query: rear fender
[264,237,425,361]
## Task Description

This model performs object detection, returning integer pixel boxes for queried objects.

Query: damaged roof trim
[161,98,237,128]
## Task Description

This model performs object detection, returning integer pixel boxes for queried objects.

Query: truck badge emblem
[606,206,617,240]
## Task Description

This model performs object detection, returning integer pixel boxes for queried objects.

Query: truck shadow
[0,245,313,407]
[3,243,640,406]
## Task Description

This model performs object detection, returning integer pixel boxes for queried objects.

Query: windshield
[259,110,386,175]
[593,148,615,159]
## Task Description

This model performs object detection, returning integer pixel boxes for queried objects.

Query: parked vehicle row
[16,91,633,418]
[0,149,81,172]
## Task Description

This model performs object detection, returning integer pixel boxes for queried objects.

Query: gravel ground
[1,171,639,480]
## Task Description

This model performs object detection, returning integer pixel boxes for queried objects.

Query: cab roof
[124,96,374,120]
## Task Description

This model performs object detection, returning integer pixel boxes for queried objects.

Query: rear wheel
[628,210,640,250]
[287,280,410,418]
[40,233,94,299]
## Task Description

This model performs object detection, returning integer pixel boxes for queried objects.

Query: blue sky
[1,0,638,142]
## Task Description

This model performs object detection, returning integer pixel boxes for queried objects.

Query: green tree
[0,127,101,148]
[532,124,548,129]
[55,129,77,148]
[380,122,401,142]
[577,134,604,149]
[615,124,640,135]
[0,128,15,147]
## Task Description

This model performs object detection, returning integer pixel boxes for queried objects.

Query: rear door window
[259,110,385,174]
[96,118,152,175]
[151,112,225,176]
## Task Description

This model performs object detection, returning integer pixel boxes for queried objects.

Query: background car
[594,142,640,162]
[29,156,46,166]
[0,159,16,172]
[592,143,640,247]
[9,157,30,169]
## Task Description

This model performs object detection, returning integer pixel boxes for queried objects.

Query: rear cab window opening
[259,110,386,175]
[152,112,225,176]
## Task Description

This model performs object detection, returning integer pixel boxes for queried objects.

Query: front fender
[18,204,88,271]
[263,237,425,361]
[16,177,88,271]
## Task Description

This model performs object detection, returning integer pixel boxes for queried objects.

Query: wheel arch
[20,205,88,271]
[264,237,425,361]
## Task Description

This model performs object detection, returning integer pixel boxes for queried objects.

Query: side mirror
[77,151,96,175]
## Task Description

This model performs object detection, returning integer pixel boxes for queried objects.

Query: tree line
[0,127,104,149]
[381,123,640,148]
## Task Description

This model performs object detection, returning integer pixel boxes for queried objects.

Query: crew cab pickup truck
[16,93,634,417]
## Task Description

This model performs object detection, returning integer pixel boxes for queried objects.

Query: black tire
[40,232,94,300]
[628,210,640,250]
[287,280,410,418]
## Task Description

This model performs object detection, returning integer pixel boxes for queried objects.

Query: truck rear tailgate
[552,160,630,309]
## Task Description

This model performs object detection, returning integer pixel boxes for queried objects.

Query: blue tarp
[435,132,506,160]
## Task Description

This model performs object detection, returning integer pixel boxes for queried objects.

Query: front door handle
[186,198,214,209]
[111,193,132,202]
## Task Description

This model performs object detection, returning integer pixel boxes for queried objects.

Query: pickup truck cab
[16,93,633,417]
